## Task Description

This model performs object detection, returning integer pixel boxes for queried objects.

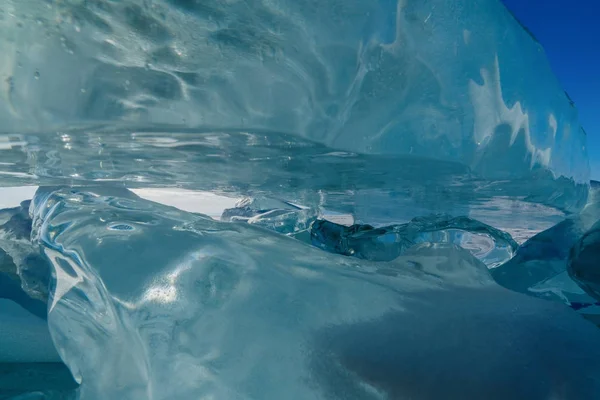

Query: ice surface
[0,200,51,304]
[25,187,600,399]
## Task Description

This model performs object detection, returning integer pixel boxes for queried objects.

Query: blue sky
[501,0,600,179]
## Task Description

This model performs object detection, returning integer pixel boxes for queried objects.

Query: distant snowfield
[130,188,239,218]
[0,186,38,208]
[0,186,240,219]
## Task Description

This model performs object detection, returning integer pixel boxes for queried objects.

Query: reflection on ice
[131,188,239,218]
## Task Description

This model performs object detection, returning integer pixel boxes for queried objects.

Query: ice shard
[492,182,600,310]
[310,215,517,267]
[28,187,600,399]
[0,200,52,304]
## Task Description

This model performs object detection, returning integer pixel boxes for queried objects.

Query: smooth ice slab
[0,0,589,181]
[0,0,591,220]
[28,187,600,399]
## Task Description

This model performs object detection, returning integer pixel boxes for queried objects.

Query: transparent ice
[27,187,600,399]
[0,0,598,398]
